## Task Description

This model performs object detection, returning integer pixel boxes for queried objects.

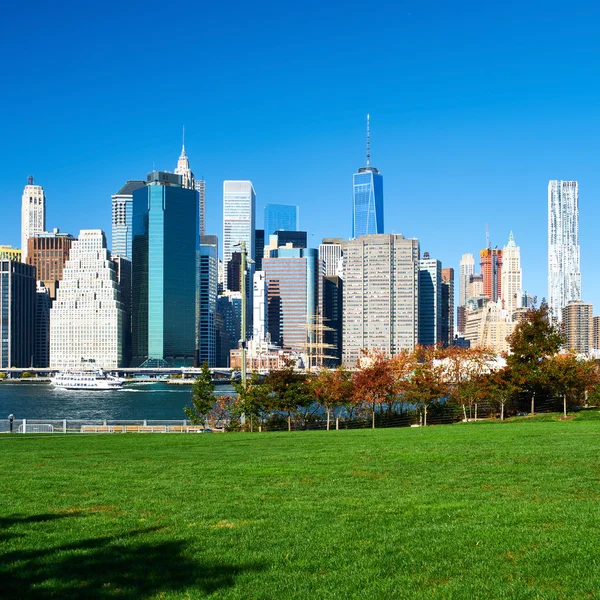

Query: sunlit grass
[2,412,600,598]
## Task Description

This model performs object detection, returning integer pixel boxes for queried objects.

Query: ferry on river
[51,370,124,390]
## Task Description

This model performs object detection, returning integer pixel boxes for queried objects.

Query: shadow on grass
[0,513,80,543]
[1,523,264,598]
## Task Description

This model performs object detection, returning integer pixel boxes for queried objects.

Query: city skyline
[3,3,600,309]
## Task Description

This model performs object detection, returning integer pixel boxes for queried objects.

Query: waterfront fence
[0,419,224,434]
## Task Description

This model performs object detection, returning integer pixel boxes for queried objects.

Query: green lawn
[2,414,600,599]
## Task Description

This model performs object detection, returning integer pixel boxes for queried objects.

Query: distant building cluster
[1,125,595,370]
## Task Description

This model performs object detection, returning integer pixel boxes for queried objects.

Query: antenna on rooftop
[366,114,371,168]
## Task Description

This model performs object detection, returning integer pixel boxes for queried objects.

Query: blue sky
[2,1,600,309]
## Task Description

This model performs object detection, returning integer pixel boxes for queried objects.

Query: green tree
[184,362,215,426]
[506,301,564,415]
[477,366,518,420]
[265,357,312,431]
[233,373,271,431]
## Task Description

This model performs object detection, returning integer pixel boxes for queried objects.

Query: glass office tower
[131,171,198,367]
[352,115,384,238]
[264,204,298,235]
[111,180,146,260]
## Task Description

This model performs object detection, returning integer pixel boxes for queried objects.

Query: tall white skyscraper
[343,234,419,366]
[21,176,46,263]
[174,141,195,190]
[548,180,581,322]
[223,180,256,282]
[501,231,522,315]
[50,230,125,369]
[459,253,475,307]
[319,240,345,278]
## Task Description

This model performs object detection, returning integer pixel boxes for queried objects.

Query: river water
[0,381,236,421]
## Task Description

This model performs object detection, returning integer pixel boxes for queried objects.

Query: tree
[506,301,564,415]
[352,352,396,428]
[233,372,271,431]
[184,362,215,426]
[403,346,447,426]
[477,366,518,420]
[311,366,353,430]
[546,353,598,417]
[265,357,313,431]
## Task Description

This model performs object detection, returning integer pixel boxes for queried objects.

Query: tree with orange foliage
[403,346,447,426]
[352,352,396,428]
[311,366,354,430]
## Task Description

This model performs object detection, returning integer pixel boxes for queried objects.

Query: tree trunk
[563,394,567,418]
[326,408,330,431]
[250,416,253,433]
[501,401,504,421]
[372,403,376,429]
[462,404,467,422]
[336,416,339,430]
[475,403,478,421]
[585,389,589,408]
[531,391,535,416]
[424,404,428,427]
[287,414,291,432]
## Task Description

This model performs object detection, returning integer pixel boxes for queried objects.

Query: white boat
[51,370,124,390]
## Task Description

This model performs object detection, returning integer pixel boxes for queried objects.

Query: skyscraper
[264,204,298,234]
[50,230,125,369]
[0,260,36,368]
[549,180,581,322]
[21,176,46,263]
[459,254,475,307]
[223,180,256,278]
[418,253,443,347]
[262,248,323,359]
[34,283,51,368]
[27,230,77,299]
[195,179,206,237]
[441,267,455,346]
[319,239,345,278]
[501,231,522,316]
[352,115,384,238]
[253,271,267,342]
[480,247,502,302]
[111,180,146,260]
[562,301,593,354]
[343,234,419,366]
[198,236,218,367]
[323,275,343,365]
[174,137,195,190]
[131,171,198,367]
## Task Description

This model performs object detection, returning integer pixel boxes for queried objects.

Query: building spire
[507,230,516,247]
[366,114,371,168]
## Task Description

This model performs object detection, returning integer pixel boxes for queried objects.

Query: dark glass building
[323,276,343,366]
[0,260,36,368]
[264,204,298,235]
[131,171,198,367]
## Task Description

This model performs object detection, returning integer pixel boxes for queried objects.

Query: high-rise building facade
[262,248,323,359]
[253,271,267,342]
[111,180,146,260]
[319,239,345,278]
[0,246,21,262]
[254,229,265,271]
[352,116,384,238]
[480,247,502,302]
[198,236,218,367]
[501,231,522,316]
[50,230,125,369]
[562,301,593,354]
[174,143,195,190]
[323,275,343,365]
[441,267,455,346]
[131,172,198,367]
[264,204,298,234]
[549,180,581,323]
[195,179,206,237]
[34,283,51,367]
[457,253,475,334]
[21,176,46,263]
[418,253,443,347]
[0,260,36,368]
[343,234,419,366]
[223,180,256,284]
[593,316,600,351]
[27,230,77,299]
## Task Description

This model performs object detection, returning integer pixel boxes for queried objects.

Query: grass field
[2,413,600,599]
